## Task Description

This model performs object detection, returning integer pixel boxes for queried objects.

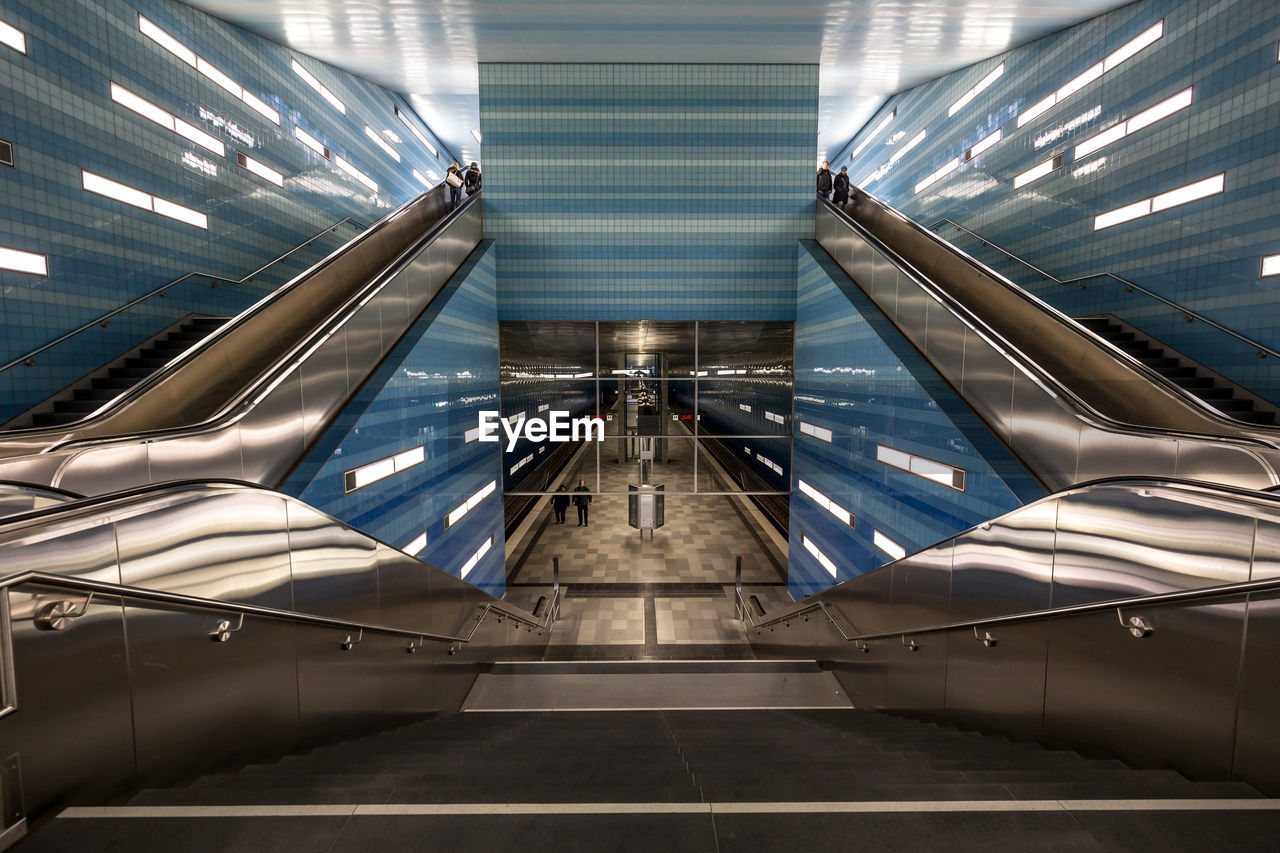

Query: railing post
[735,554,743,620]
[552,556,560,622]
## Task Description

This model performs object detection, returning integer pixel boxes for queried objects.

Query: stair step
[123,356,168,369]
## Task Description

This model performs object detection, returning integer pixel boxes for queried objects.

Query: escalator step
[1138,356,1180,369]
[1157,366,1198,379]
[1235,410,1277,425]
[52,399,100,415]
[30,411,81,427]
[1174,376,1215,389]
[1210,399,1254,412]
[72,387,119,402]
[109,367,151,380]
[91,376,136,390]
[124,357,167,369]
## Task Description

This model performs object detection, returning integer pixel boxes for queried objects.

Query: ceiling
[186,1,1132,165]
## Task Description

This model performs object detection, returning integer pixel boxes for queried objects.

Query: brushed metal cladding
[53,441,150,495]
[1008,371,1080,489]
[375,543,434,632]
[959,326,1016,438]
[144,424,246,485]
[846,229,876,288]
[885,544,952,713]
[1250,515,1280,580]
[1042,599,1246,780]
[943,621,1049,740]
[894,265,929,338]
[298,329,352,443]
[949,499,1055,622]
[1232,593,1280,793]
[867,251,901,319]
[236,366,308,485]
[922,291,967,388]
[0,484,76,519]
[286,500,380,624]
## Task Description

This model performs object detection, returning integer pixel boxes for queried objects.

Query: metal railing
[929,217,1280,361]
[0,216,367,373]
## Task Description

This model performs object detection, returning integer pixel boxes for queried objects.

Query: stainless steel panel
[1173,440,1276,490]
[286,500,380,623]
[1042,598,1245,780]
[145,426,245,485]
[374,542,433,633]
[922,293,967,387]
[1073,426,1177,488]
[845,231,877,291]
[54,441,150,495]
[884,544,951,714]
[343,292,386,381]
[950,499,1056,622]
[958,326,1015,441]
[298,329,351,443]
[894,267,929,340]
[237,366,306,486]
[866,251,900,320]
[1250,514,1280,580]
[1008,371,1080,491]
[943,621,1048,740]
[1231,592,1280,793]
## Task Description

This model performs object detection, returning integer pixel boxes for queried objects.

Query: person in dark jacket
[572,479,592,527]
[446,162,463,208]
[833,165,851,208]
[551,485,570,524]
[464,162,482,196]
[816,161,833,200]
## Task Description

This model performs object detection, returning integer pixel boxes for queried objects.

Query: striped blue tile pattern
[479,63,816,321]
[829,0,1280,404]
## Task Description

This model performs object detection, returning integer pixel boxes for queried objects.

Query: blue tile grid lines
[827,0,1280,404]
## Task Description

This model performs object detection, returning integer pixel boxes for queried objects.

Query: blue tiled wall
[283,242,506,596]
[479,63,816,321]
[828,0,1280,404]
[788,242,1037,599]
[0,0,458,420]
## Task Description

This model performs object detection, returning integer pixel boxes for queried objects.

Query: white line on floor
[461,705,854,712]
[57,799,1280,820]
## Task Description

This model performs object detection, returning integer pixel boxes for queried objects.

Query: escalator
[815,191,1280,490]
[0,186,482,494]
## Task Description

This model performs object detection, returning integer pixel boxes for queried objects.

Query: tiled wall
[479,63,816,321]
[828,0,1280,404]
[283,242,506,596]
[788,242,1037,598]
[0,0,457,421]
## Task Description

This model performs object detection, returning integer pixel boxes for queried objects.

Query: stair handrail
[0,216,368,374]
[929,217,1280,361]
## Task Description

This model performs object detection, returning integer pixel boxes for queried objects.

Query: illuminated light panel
[1013,154,1063,189]
[1075,87,1193,158]
[965,128,1002,161]
[464,425,482,443]
[802,534,839,579]
[291,59,346,114]
[197,57,240,97]
[765,411,785,425]
[110,82,224,157]
[237,151,283,187]
[460,536,493,579]
[797,480,854,528]
[293,125,328,158]
[799,421,833,443]
[873,529,906,561]
[0,246,48,276]
[889,129,926,166]
[365,125,400,162]
[343,443,425,493]
[739,403,752,413]
[1094,199,1152,230]
[334,155,377,193]
[240,91,280,126]
[876,444,967,491]
[445,480,498,529]
[1094,172,1225,231]
[1018,19,1164,128]
[0,19,26,54]
[1262,254,1280,278]
[849,109,895,160]
[138,15,195,66]
[914,157,959,194]
[756,453,782,475]
[948,62,1005,118]
[412,169,435,188]
[81,170,207,229]
[396,106,438,157]
[403,531,427,556]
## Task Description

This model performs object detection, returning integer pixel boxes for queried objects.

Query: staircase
[14,316,227,429]
[21,660,1280,851]
[1078,315,1277,425]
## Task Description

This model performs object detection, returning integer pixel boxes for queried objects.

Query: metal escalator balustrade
[0,478,553,839]
[815,193,1280,490]
[0,187,482,494]
[747,476,1280,795]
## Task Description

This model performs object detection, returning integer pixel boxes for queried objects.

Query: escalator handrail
[0,216,368,375]
[38,193,478,456]
[928,216,1280,361]
[822,197,1280,451]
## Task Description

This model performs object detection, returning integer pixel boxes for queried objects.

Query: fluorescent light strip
[403,531,427,556]
[799,421,833,443]
[1013,157,1057,189]
[237,151,283,187]
[1018,19,1164,128]
[948,62,1005,118]
[966,128,1002,161]
[873,529,906,561]
[81,170,206,229]
[396,106,438,157]
[334,155,378,193]
[849,109,895,160]
[888,129,926,166]
[1094,172,1224,230]
[739,403,752,413]
[1075,87,1193,159]
[464,425,482,443]
[765,411,785,425]
[0,246,48,276]
[445,480,498,530]
[413,169,435,188]
[293,125,328,158]
[797,480,854,528]
[802,534,839,579]
[0,19,26,54]
[138,15,279,125]
[110,82,224,156]
[291,59,346,115]
[876,444,967,491]
[914,157,959,194]
[343,444,425,493]
[755,453,782,475]
[365,125,401,162]
[1262,254,1280,278]
[460,536,493,579]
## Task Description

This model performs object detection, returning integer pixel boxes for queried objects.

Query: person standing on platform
[551,485,570,524]
[816,161,833,200]
[833,165,851,209]
[446,162,464,207]
[464,161,482,197]
[573,479,592,527]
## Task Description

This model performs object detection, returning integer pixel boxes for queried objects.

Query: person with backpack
[816,161,833,200]
[464,162,482,197]
[572,479,592,527]
[445,162,464,207]
[833,165,851,209]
